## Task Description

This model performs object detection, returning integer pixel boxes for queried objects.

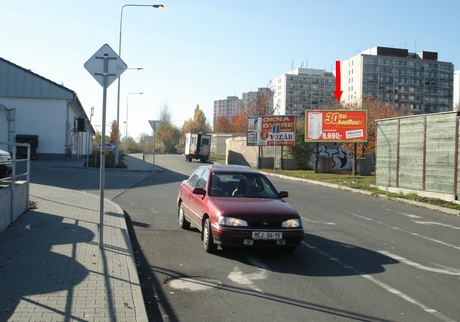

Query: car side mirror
[278,191,289,198]
[192,187,206,196]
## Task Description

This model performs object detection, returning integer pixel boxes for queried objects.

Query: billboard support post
[272,125,280,173]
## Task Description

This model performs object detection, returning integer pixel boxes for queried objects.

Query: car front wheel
[203,218,217,253]
[178,203,191,229]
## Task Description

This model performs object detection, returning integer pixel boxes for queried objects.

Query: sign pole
[153,128,156,168]
[148,120,161,172]
[272,125,280,173]
[274,131,276,173]
[85,44,127,249]
[98,54,109,249]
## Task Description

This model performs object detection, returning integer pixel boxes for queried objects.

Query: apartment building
[242,87,274,115]
[342,46,454,113]
[213,96,242,129]
[273,68,336,118]
[454,70,460,110]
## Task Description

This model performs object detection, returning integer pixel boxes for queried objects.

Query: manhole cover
[166,277,222,291]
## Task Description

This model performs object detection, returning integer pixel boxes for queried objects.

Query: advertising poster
[247,115,296,146]
[305,110,368,142]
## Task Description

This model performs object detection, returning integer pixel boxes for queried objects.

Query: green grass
[209,153,226,163]
[272,169,460,211]
[209,153,460,212]
[274,169,376,190]
[274,169,460,211]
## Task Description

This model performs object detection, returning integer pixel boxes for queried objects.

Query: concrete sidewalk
[0,154,160,322]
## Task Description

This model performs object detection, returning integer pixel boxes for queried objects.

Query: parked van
[184,133,211,162]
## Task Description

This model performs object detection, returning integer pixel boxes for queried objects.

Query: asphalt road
[115,154,460,322]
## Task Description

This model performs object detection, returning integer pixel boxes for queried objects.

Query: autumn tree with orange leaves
[214,116,233,133]
[230,113,248,133]
[109,120,119,143]
[182,105,212,135]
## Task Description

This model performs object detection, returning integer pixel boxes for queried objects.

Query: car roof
[200,164,258,174]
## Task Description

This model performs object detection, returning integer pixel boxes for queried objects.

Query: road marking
[302,218,336,225]
[386,209,423,219]
[347,213,375,221]
[396,229,460,251]
[360,274,455,322]
[301,242,456,322]
[378,251,460,275]
[413,221,460,230]
[385,209,460,231]
[347,212,460,251]
[227,258,270,293]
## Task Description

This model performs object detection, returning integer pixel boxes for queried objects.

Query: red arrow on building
[334,60,343,101]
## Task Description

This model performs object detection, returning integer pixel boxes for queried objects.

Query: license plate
[252,231,282,240]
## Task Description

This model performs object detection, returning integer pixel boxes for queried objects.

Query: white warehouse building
[0,57,93,160]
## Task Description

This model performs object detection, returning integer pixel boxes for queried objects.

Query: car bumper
[212,225,305,248]
[0,164,12,177]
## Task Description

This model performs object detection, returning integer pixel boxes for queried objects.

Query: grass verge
[87,152,127,168]
[209,153,460,212]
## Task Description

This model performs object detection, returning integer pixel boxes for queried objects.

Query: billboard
[247,115,296,146]
[305,110,368,142]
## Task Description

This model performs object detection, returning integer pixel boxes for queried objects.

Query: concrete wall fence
[0,141,30,232]
[211,133,247,154]
[376,111,460,201]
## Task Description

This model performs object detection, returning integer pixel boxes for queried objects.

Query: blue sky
[1,0,459,139]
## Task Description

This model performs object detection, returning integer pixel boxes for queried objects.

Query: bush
[286,126,313,170]
[87,152,127,168]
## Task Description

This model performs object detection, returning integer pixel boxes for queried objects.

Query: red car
[177,164,305,253]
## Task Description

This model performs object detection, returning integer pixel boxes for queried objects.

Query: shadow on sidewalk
[0,210,94,321]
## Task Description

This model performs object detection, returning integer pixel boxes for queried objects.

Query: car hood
[0,149,12,162]
[209,197,300,219]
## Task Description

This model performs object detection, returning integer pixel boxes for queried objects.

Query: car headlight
[218,217,248,227]
[282,218,301,228]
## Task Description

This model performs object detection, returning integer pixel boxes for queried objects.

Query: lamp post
[115,4,164,166]
[123,121,127,149]
[86,106,94,168]
[125,92,143,153]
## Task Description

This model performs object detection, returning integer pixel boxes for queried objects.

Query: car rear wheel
[203,218,217,253]
[178,203,190,229]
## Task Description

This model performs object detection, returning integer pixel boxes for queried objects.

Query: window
[364,58,377,65]
[197,170,209,189]
[396,60,407,67]
[379,76,393,83]
[189,168,205,188]
[379,67,392,74]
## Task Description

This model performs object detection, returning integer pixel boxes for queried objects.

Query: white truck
[184,133,211,162]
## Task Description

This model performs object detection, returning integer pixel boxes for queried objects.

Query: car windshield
[208,172,281,198]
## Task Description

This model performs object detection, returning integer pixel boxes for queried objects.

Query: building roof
[0,57,93,133]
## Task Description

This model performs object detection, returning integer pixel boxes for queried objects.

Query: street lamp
[124,121,127,140]
[86,106,94,168]
[115,4,164,166]
[125,92,143,153]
